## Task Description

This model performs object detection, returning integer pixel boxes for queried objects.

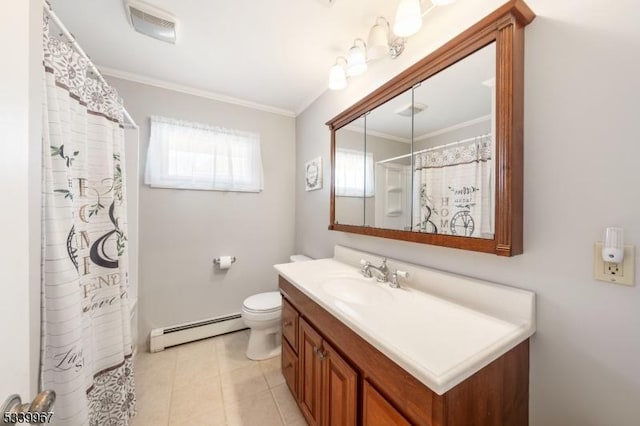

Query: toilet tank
[290,254,311,263]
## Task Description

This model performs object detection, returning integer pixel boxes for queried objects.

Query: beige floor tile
[220,363,269,405]
[271,384,305,425]
[169,375,225,425]
[173,352,220,389]
[168,406,226,426]
[217,331,255,373]
[176,337,218,362]
[134,347,178,375]
[134,331,297,426]
[285,419,308,426]
[225,389,283,426]
[259,355,286,388]
[131,409,170,426]
[171,373,224,414]
[132,384,172,426]
[134,353,176,404]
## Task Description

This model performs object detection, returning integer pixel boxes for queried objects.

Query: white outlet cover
[594,242,635,286]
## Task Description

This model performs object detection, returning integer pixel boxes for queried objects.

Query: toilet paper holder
[213,256,237,265]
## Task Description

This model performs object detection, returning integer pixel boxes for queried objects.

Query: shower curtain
[412,135,493,238]
[41,14,135,426]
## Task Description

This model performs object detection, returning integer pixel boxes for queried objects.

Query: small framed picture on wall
[305,157,322,191]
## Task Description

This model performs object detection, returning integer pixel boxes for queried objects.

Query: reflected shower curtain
[413,135,493,238]
[41,14,135,426]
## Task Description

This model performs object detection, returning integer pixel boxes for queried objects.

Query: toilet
[242,254,311,360]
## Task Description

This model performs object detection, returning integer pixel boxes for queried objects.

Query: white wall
[0,0,42,398]
[108,78,296,350]
[294,1,640,425]
[335,128,409,226]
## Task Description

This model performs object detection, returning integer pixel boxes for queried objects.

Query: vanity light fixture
[346,39,368,77]
[327,0,456,90]
[394,0,424,37]
[368,17,408,60]
[367,17,390,60]
[329,57,348,90]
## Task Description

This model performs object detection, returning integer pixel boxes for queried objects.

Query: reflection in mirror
[334,115,366,226]
[412,42,496,239]
[365,88,414,230]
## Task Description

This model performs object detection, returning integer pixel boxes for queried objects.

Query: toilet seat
[242,291,281,313]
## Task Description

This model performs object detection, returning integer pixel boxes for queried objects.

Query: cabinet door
[282,297,299,352]
[282,340,298,398]
[363,380,411,426]
[322,341,357,426]
[299,318,323,426]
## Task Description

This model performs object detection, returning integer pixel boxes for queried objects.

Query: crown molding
[414,114,491,141]
[99,66,296,118]
[343,124,411,144]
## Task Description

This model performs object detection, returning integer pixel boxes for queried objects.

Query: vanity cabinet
[297,315,357,425]
[281,298,299,397]
[280,275,530,426]
[363,380,410,426]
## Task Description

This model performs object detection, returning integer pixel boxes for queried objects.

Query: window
[335,148,374,197]
[145,116,263,192]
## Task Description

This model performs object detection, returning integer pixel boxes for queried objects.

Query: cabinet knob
[283,362,293,369]
[313,346,326,361]
[283,320,293,327]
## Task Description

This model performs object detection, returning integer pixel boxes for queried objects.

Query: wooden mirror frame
[326,0,535,256]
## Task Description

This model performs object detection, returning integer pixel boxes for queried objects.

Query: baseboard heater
[149,313,247,352]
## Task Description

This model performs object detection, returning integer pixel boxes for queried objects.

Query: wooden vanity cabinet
[363,380,411,426]
[298,317,357,426]
[280,276,530,426]
[281,297,299,397]
[282,297,298,351]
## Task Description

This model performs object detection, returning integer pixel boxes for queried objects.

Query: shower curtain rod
[377,133,491,164]
[43,3,139,129]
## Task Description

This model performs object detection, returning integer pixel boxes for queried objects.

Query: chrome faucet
[360,258,390,282]
[360,258,409,288]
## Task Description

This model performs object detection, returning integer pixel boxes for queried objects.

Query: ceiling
[50,0,406,115]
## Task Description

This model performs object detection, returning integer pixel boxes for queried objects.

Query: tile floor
[132,330,307,426]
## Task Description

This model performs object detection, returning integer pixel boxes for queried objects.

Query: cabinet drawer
[282,296,299,352]
[363,380,411,426]
[282,340,298,398]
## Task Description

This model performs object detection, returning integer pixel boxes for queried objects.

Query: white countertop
[274,247,535,395]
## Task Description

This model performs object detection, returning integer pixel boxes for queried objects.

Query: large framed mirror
[327,1,535,256]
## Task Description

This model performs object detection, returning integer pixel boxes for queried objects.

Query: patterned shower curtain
[41,13,135,426]
[412,135,494,238]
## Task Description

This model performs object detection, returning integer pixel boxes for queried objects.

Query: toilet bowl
[242,254,311,360]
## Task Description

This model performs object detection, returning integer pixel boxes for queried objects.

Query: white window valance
[335,148,374,197]
[145,116,263,192]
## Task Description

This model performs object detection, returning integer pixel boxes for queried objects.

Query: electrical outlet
[606,260,623,276]
[594,243,635,286]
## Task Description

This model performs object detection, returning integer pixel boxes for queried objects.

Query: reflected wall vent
[395,102,428,117]
[126,0,177,44]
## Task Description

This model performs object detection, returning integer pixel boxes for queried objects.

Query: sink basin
[321,277,392,305]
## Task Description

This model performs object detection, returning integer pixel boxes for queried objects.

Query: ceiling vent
[395,102,428,117]
[126,0,177,44]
